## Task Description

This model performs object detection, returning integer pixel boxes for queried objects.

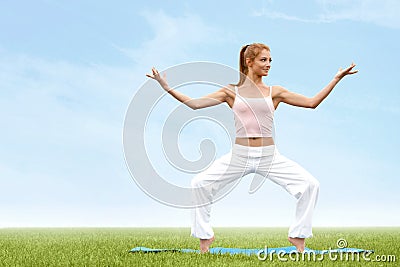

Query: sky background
[1,0,399,228]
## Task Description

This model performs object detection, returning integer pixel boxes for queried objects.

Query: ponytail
[236,45,249,87]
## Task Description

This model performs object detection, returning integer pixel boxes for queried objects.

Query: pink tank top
[232,85,275,138]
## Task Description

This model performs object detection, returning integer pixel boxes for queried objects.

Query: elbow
[190,105,198,110]
[308,100,319,109]
[186,101,199,110]
[186,98,209,110]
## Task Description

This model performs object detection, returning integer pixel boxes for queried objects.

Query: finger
[346,69,358,75]
[146,74,154,79]
[345,64,355,72]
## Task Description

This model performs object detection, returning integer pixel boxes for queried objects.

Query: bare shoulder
[222,83,235,91]
[271,85,289,98]
[220,84,236,98]
[272,85,287,93]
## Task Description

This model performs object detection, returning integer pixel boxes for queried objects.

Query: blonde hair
[233,43,270,87]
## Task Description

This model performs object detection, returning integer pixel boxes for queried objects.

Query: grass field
[0,227,398,266]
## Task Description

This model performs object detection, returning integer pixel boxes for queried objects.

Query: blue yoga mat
[130,246,374,256]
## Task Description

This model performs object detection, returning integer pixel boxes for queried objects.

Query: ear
[245,57,253,67]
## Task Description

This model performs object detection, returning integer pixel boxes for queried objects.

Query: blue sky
[1,0,399,227]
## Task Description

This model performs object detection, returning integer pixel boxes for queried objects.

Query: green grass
[0,227,398,266]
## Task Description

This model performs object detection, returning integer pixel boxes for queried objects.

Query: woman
[146,43,357,253]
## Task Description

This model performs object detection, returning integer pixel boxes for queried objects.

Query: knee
[293,177,319,199]
[308,177,320,191]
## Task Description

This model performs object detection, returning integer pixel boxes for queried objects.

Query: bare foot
[288,237,305,252]
[199,236,215,253]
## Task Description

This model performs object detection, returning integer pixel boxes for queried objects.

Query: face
[247,49,272,76]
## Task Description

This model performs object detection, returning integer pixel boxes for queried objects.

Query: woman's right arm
[146,67,230,110]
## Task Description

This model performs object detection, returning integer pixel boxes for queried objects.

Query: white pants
[191,144,319,239]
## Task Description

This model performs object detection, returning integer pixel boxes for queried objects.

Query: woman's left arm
[276,63,358,109]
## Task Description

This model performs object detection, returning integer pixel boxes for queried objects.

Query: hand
[146,67,167,83]
[335,62,358,80]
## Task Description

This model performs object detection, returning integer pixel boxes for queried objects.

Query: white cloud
[253,0,400,29]
[318,0,400,28]
[252,9,317,23]
[114,9,232,67]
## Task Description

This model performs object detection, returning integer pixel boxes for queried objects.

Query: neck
[245,71,263,86]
